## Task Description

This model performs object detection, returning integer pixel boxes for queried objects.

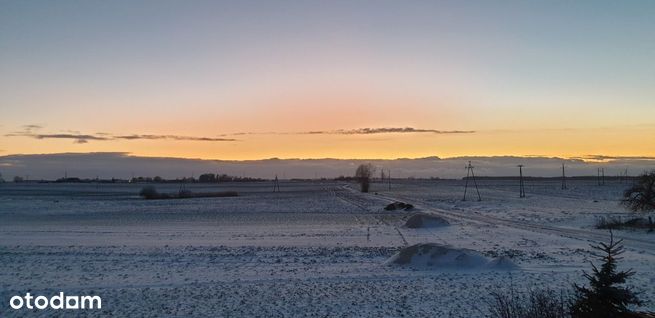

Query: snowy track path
[342,185,655,255]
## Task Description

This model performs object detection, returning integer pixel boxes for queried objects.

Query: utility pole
[518,165,525,198]
[561,163,567,190]
[388,169,391,190]
[463,161,481,201]
[273,175,280,192]
[597,168,601,186]
[624,168,629,184]
[597,168,606,186]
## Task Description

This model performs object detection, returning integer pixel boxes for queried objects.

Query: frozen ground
[0,180,653,317]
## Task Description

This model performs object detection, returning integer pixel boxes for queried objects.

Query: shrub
[139,186,159,199]
[138,187,237,200]
[487,287,570,318]
[596,216,654,232]
[622,171,655,212]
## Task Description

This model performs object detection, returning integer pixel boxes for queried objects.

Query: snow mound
[386,243,518,270]
[404,213,449,228]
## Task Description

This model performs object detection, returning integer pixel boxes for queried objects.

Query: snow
[385,243,517,270]
[0,179,653,317]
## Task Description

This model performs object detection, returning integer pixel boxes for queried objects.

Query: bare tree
[621,171,655,212]
[355,163,376,193]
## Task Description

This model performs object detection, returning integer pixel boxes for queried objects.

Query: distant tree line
[131,173,264,183]
[0,174,265,183]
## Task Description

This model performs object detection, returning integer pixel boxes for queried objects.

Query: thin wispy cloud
[6,129,237,144]
[221,127,475,136]
[21,124,43,132]
[5,126,471,144]
[114,134,236,142]
[36,134,110,144]
[306,127,475,135]
[574,155,655,161]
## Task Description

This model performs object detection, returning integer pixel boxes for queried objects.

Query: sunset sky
[1,0,654,160]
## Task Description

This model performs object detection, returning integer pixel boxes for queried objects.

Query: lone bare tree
[355,163,375,193]
[621,170,655,212]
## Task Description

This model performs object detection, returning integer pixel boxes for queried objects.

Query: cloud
[4,125,468,144]
[34,134,110,143]
[6,130,237,144]
[114,134,236,142]
[573,155,655,161]
[326,127,474,135]
[223,127,475,136]
[22,124,43,131]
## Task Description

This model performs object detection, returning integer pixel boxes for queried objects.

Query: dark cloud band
[224,127,475,136]
[6,132,236,144]
[319,127,474,135]
[5,126,471,144]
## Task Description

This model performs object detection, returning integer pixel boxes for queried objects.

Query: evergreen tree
[570,231,641,318]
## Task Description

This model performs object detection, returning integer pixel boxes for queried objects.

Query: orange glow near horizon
[2,124,654,161]
[1,2,654,160]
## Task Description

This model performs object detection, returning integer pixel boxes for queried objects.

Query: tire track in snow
[342,185,655,256]
[332,186,409,246]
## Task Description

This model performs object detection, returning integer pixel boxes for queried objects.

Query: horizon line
[2,151,655,163]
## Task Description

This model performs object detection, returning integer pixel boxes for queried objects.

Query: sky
[1,0,654,160]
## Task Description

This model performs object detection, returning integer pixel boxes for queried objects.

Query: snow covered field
[1,180,653,317]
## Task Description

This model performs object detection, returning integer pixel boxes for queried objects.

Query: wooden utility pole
[624,168,629,184]
[597,168,606,186]
[463,161,481,201]
[597,168,601,186]
[561,163,567,190]
[388,169,391,190]
[518,165,525,198]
